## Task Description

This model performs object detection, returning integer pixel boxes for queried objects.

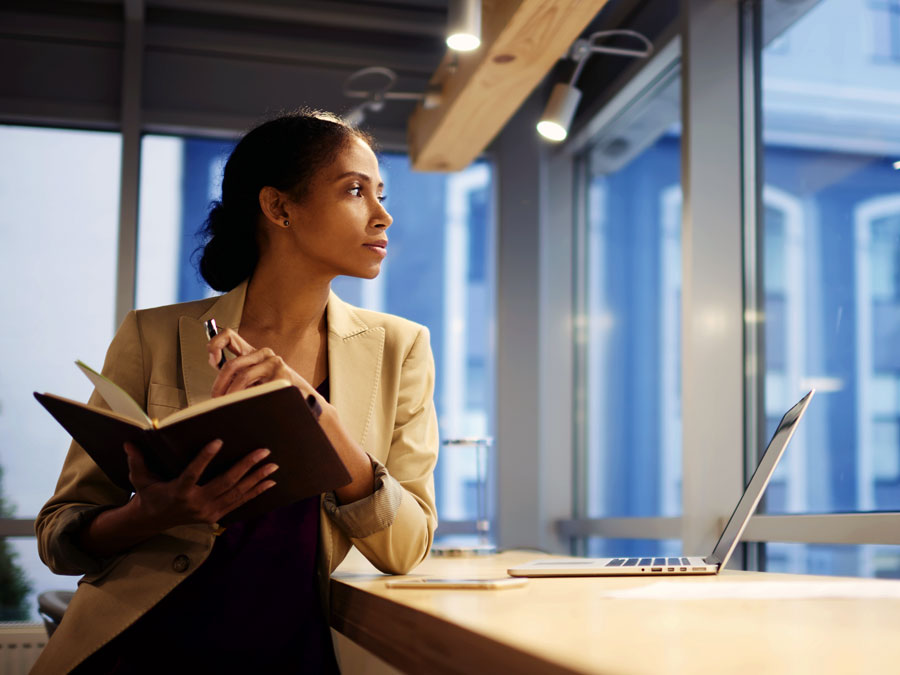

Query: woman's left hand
[207,328,317,401]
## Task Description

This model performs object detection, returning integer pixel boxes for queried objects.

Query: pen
[204,317,322,421]
[205,318,227,369]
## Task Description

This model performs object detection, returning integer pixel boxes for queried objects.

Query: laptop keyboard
[605,557,691,567]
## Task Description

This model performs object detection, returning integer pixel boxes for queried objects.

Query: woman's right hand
[125,439,279,531]
[79,440,277,558]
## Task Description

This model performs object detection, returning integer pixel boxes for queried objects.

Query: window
[578,70,682,556]
[564,0,900,569]
[870,0,900,62]
[857,201,900,504]
[766,543,900,578]
[137,134,233,308]
[760,0,900,574]
[0,124,122,620]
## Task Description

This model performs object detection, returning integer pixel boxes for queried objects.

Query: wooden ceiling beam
[407,0,609,172]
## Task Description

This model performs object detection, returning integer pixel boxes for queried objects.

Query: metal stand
[432,437,496,556]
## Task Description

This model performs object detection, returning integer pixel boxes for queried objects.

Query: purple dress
[74,380,339,674]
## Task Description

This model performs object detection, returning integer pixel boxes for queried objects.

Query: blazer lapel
[178,282,248,407]
[326,291,385,451]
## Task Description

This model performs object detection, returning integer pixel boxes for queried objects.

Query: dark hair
[198,109,374,292]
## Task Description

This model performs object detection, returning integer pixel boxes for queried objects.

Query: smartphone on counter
[385,577,528,590]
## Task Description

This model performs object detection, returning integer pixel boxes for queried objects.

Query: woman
[33,110,439,674]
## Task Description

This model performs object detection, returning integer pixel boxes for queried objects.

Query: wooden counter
[330,549,900,674]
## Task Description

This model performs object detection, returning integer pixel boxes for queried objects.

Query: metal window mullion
[555,512,900,546]
[494,92,544,551]
[740,0,767,571]
[743,513,900,545]
[114,0,144,328]
[681,0,747,556]
[434,520,485,536]
[571,151,590,557]
[539,148,578,555]
[557,517,683,541]
[0,519,38,537]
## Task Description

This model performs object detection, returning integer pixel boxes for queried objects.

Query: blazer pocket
[147,382,188,420]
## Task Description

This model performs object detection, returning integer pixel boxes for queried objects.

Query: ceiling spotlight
[342,66,441,126]
[344,102,375,126]
[537,82,582,142]
[538,29,653,143]
[447,0,481,52]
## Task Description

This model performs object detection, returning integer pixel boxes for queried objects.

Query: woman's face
[283,136,392,280]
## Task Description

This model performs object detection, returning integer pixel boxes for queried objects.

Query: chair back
[37,590,74,637]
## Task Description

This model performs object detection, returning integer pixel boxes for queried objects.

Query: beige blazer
[32,282,439,674]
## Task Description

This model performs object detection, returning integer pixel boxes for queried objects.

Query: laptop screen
[706,390,814,567]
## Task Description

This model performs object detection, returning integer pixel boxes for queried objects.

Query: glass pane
[0,124,122,620]
[582,74,682,518]
[137,134,233,307]
[760,0,900,513]
[137,143,496,532]
[765,543,900,578]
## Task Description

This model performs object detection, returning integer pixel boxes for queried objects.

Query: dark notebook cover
[35,385,352,524]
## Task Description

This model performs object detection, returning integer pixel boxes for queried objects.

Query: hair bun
[198,201,258,292]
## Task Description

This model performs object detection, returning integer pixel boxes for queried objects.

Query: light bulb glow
[537,120,568,142]
[447,0,481,52]
[536,82,582,143]
[447,33,481,51]
[893,160,900,170]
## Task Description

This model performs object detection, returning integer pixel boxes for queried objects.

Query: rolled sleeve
[42,505,114,576]
[323,456,403,540]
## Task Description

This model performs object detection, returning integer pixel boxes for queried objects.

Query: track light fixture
[342,66,441,126]
[537,30,654,142]
[537,83,583,142]
[446,0,481,52]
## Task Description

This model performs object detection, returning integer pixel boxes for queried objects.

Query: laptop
[508,390,815,577]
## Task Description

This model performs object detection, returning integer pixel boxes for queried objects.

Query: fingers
[211,347,283,397]
[124,442,159,490]
[207,331,316,399]
[205,447,273,494]
[203,449,279,521]
[215,477,277,520]
[207,328,255,371]
[233,463,280,496]
[176,439,223,488]
[218,461,279,507]
[128,439,278,528]
[221,360,280,396]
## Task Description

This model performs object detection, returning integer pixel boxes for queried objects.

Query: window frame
[558,0,900,566]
